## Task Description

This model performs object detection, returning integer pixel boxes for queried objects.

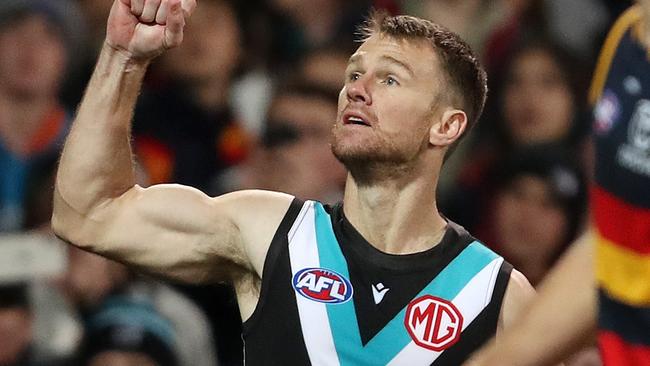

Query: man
[466,2,650,365]
[52,0,533,364]
[0,0,77,231]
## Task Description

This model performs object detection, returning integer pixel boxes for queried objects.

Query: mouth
[342,112,372,127]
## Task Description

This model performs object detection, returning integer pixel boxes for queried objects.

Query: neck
[342,161,447,255]
[0,91,55,155]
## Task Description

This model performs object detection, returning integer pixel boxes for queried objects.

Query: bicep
[78,184,245,283]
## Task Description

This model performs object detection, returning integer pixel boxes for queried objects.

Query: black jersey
[243,199,511,365]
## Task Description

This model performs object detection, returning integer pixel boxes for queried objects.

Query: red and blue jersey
[590,6,650,365]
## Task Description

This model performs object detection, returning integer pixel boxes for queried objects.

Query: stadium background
[0,0,632,365]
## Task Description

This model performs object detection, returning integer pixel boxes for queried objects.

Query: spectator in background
[444,39,590,233]
[485,150,587,286]
[235,83,347,203]
[0,0,79,231]
[401,0,494,52]
[496,41,586,148]
[256,0,370,69]
[60,0,112,109]
[61,247,218,366]
[0,284,38,366]
[134,0,249,195]
[0,282,78,366]
[77,297,178,366]
[298,47,352,93]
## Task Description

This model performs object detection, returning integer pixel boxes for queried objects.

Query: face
[0,307,32,365]
[494,175,568,284]
[0,15,67,98]
[260,94,346,201]
[332,34,442,168]
[163,0,241,82]
[503,48,574,146]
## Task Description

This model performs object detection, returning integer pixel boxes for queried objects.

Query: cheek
[543,87,574,123]
[503,87,521,118]
[535,208,568,247]
[0,38,20,76]
[337,89,347,118]
[40,42,67,80]
[376,95,429,135]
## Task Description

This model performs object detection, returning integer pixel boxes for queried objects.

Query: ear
[428,109,468,147]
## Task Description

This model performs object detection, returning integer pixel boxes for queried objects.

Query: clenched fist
[105,0,197,60]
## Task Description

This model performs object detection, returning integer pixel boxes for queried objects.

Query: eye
[383,76,399,86]
[347,72,361,82]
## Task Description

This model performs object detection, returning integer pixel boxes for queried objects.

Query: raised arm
[52,0,292,284]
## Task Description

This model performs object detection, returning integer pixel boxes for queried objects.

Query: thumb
[163,0,185,49]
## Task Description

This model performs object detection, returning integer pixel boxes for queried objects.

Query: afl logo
[292,267,353,304]
[404,295,463,351]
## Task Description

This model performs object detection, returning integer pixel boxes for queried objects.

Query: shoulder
[216,190,298,276]
[216,189,297,233]
[498,269,536,331]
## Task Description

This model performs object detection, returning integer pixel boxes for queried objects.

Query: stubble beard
[330,125,424,185]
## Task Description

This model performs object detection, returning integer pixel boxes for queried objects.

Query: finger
[140,0,161,23]
[131,0,144,16]
[155,0,171,24]
[164,0,185,49]
[181,0,197,18]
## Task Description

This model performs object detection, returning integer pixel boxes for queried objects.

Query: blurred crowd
[0,0,634,365]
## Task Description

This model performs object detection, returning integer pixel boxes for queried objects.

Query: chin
[332,140,413,173]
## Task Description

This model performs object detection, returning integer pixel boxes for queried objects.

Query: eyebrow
[347,54,414,77]
[380,55,415,77]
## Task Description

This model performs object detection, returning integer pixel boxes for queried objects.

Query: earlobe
[429,109,468,147]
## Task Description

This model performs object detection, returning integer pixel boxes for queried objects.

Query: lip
[342,110,373,127]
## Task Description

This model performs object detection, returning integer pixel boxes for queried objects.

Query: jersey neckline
[327,202,472,272]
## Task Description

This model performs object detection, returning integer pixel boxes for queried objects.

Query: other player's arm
[52,0,291,283]
[465,235,596,366]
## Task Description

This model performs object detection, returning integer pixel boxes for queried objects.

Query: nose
[346,76,372,105]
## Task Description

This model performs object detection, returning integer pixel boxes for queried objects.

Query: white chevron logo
[372,283,390,304]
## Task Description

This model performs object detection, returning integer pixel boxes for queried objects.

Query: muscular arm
[52,0,292,283]
[466,236,597,366]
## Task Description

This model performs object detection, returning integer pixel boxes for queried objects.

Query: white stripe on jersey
[386,257,504,365]
[288,201,341,366]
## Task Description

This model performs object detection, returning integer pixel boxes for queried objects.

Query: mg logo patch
[404,295,463,351]
[292,267,353,304]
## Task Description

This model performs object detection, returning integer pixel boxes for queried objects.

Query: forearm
[55,44,148,217]
[469,237,597,365]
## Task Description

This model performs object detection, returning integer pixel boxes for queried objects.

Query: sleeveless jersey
[242,199,512,365]
[589,6,650,364]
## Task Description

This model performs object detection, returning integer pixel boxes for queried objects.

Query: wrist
[101,42,152,72]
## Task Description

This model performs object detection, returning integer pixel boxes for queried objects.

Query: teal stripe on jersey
[313,203,499,365]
